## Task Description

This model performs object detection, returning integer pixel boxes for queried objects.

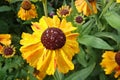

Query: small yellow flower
[1,45,15,58]
[75,0,97,16]
[74,14,85,25]
[100,51,120,78]
[20,15,79,76]
[57,5,72,18]
[117,0,120,3]
[0,34,11,53]
[17,0,38,20]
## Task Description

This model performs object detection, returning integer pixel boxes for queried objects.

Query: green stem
[99,0,113,19]
[42,0,48,17]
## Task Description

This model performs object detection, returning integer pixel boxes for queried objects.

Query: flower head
[0,34,11,53]
[17,0,38,20]
[20,15,79,76]
[57,5,72,18]
[100,51,120,78]
[75,0,97,16]
[74,14,85,25]
[1,45,15,58]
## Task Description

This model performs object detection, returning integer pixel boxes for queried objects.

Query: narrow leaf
[94,32,120,43]
[65,62,96,80]
[77,47,87,67]
[78,35,113,49]
[104,11,120,32]
[0,6,11,12]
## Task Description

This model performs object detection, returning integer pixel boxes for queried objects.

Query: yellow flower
[20,15,79,75]
[117,0,120,3]
[17,0,37,20]
[0,34,11,53]
[1,45,15,58]
[100,51,120,78]
[74,14,85,25]
[57,5,72,18]
[75,0,97,16]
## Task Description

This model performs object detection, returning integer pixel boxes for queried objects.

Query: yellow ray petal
[20,32,40,46]
[20,42,42,59]
[26,46,44,67]
[66,33,79,40]
[39,16,48,31]
[31,22,41,31]
[0,34,11,45]
[60,19,76,33]
[56,49,74,73]
[117,0,120,3]
[46,50,56,75]
[52,15,60,28]
[37,49,51,72]
[44,17,54,27]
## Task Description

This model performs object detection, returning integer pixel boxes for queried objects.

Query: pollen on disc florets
[21,0,31,10]
[115,51,120,65]
[41,27,66,50]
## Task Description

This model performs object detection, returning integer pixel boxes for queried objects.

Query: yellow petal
[20,42,42,60]
[20,32,40,46]
[100,51,118,74]
[56,49,74,73]
[39,16,48,31]
[53,16,60,28]
[31,22,41,31]
[66,33,79,40]
[46,50,56,75]
[60,19,76,33]
[0,34,11,45]
[25,45,44,67]
[117,0,120,3]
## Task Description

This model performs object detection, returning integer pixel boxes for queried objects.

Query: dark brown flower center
[41,27,66,50]
[60,9,69,16]
[115,51,120,65]
[88,0,94,2]
[4,47,13,55]
[75,16,83,24]
[21,0,31,10]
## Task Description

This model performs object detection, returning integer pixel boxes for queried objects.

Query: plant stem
[42,0,48,17]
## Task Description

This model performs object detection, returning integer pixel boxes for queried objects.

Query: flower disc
[41,27,66,50]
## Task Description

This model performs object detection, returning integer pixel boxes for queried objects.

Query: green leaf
[99,72,107,80]
[104,11,120,32]
[77,47,87,67]
[78,35,113,49]
[0,69,6,80]
[0,6,11,12]
[94,32,120,43]
[54,69,64,80]
[65,62,96,80]
[81,19,94,35]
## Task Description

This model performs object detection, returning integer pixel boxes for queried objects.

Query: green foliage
[65,62,96,80]
[104,11,120,32]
